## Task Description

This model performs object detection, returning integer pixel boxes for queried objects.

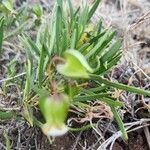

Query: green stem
[89,74,150,96]
[69,124,96,132]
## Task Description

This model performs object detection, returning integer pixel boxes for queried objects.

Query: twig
[0,72,26,83]
[144,126,150,149]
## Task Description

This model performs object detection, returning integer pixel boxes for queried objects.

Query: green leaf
[101,39,122,63]
[98,53,122,75]
[111,106,128,140]
[21,34,40,56]
[57,50,93,78]
[88,0,101,21]
[2,0,13,12]
[89,31,105,45]
[38,45,46,86]
[79,43,91,53]
[74,94,124,107]
[78,3,89,35]
[22,104,33,126]
[101,97,124,107]
[57,0,62,7]
[0,111,15,120]
[33,4,43,18]
[56,6,62,54]
[3,131,10,150]
[87,85,108,92]
[86,29,112,58]
[67,0,74,22]
[71,29,77,49]
[90,74,150,96]
[0,17,4,54]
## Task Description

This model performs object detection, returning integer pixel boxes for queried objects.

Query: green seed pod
[39,93,70,136]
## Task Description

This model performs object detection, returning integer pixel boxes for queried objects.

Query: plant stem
[69,124,96,132]
[89,74,150,96]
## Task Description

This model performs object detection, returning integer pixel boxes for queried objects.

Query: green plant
[17,0,150,140]
[0,17,4,54]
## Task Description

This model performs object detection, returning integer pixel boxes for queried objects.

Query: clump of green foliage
[1,0,150,141]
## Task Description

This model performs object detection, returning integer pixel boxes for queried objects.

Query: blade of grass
[56,5,62,54]
[111,106,128,140]
[73,93,124,107]
[0,17,4,54]
[3,131,10,150]
[67,0,74,23]
[26,35,40,56]
[78,42,91,52]
[4,20,30,39]
[86,29,112,58]
[38,45,46,86]
[88,0,101,21]
[71,29,77,49]
[98,53,122,74]
[0,111,15,120]
[101,39,122,63]
[90,74,150,96]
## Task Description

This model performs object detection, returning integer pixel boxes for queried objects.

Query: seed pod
[39,93,70,136]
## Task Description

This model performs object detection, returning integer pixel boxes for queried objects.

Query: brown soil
[48,130,149,150]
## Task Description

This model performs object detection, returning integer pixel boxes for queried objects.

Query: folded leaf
[57,50,93,78]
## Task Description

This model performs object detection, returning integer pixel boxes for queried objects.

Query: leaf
[101,39,122,63]
[67,0,74,22]
[111,106,128,140]
[57,0,62,7]
[74,94,124,107]
[86,29,112,58]
[21,34,40,56]
[57,50,93,78]
[79,43,91,52]
[89,31,105,44]
[3,131,10,150]
[56,5,62,54]
[22,104,33,126]
[71,29,77,49]
[2,0,13,12]
[88,0,101,21]
[0,111,15,120]
[78,3,89,35]
[0,17,4,54]
[101,97,124,107]
[90,74,150,96]
[37,45,46,86]
[33,4,43,18]
[88,85,108,92]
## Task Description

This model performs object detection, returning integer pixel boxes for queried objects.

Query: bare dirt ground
[0,0,150,150]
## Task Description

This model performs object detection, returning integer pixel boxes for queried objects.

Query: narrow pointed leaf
[0,18,4,54]
[102,39,122,63]
[88,0,101,21]
[90,74,150,96]
[111,106,128,140]
[74,94,124,107]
